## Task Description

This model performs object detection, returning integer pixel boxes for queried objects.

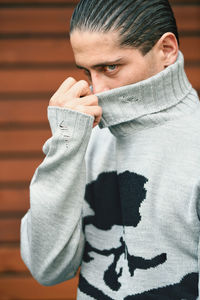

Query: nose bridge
[91,71,109,94]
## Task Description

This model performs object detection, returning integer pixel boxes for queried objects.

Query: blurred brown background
[0,0,199,299]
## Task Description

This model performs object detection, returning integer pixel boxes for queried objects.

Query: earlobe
[159,32,179,67]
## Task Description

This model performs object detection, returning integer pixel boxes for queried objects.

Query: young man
[21,0,200,299]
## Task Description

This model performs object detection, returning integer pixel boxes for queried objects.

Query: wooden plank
[0,188,29,212]
[0,8,73,34]
[171,0,200,2]
[0,39,74,64]
[0,6,200,34]
[0,158,43,182]
[0,129,51,152]
[1,0,78,3]
[173,6,200,32]
[0,247,27,272]
[0,218,21,242]
[0,66,199,93]
[185,67,200,91]
[1,37,200,65]
[0,0,195,4]
[0,69,86,93]
[0,0,176,3]
[0,99,49,123]
[179,37,200,61]
[0,277,78,300]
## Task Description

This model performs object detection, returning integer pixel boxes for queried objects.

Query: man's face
[70,30,165,94]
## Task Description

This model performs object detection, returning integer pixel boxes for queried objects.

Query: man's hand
[49,77,102,128]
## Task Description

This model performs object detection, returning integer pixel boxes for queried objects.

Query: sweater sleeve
[20,106,94,286]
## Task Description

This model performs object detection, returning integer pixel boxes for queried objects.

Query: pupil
[109,65,116,70]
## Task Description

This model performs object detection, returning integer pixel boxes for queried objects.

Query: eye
[104,65,118,72]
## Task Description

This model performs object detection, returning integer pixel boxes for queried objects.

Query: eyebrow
[76,58,123,70]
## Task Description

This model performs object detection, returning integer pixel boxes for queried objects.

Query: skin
[49,30,178,127]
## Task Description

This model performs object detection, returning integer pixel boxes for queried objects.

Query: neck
[96,51,199,137]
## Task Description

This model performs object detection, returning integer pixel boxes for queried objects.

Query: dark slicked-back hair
[70,0,179,55]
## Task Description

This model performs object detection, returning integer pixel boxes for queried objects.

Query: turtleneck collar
[96,51,199,137]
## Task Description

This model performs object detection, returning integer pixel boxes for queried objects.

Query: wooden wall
[0,0,199,299]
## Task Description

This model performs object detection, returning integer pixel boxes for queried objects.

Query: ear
[156,32,179,68]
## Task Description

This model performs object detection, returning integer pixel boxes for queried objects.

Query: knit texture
[21,52,200,299]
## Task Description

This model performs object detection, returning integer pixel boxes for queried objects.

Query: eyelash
[104,65,118,72]
[83,64,118,79]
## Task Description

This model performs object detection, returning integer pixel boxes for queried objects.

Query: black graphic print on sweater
[79,272,198,300]
[82,171,167,293]
[83,171,148,230]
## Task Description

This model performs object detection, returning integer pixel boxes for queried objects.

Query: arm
[20,78,102,286]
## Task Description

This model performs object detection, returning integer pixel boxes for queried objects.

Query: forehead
[70,30,126,67]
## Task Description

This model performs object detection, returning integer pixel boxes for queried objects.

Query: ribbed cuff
[47,106,94,148]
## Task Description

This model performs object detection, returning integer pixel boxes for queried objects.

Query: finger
[67,80,91,98]
[73,95,98,107]
[56,77,77,95]
[76,105,102,126]
[93,112,102,128]
[92,106,102,128]
[49,77,78,106]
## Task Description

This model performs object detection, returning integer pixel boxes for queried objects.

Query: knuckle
[87,95,98,105]
[79,80,89,88]
[67,77,76,84]
[49,94,65,107]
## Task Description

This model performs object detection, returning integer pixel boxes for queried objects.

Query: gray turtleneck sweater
[21,52,200,300]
